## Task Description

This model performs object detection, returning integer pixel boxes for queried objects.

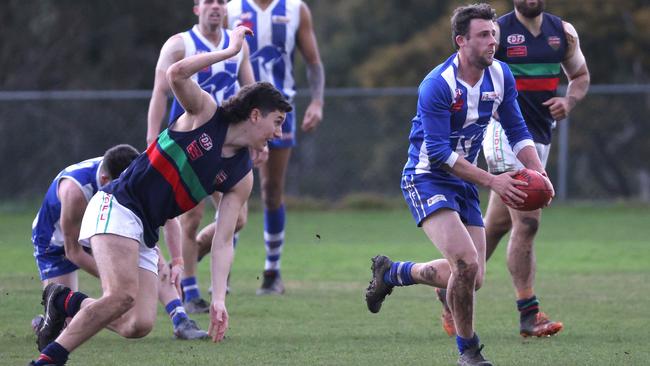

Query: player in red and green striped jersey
[30,26,292,366]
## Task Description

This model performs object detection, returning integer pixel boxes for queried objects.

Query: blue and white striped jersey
[169,27,244,123]
[227,0,301,101]
[403,53,534,177]
[32,157,103,249]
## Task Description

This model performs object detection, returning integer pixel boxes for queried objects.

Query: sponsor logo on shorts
[186,140,204,161]
[506,46,527,57]
[199,133,213,151]
[426,194,447,206]
[481,91,499,102]
[99,193,112,221]
[507,34,525,45]
[547,36,561,50]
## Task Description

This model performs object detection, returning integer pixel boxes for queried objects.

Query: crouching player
[30,144,208,353]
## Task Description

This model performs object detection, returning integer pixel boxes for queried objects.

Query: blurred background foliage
[1,0,649,90]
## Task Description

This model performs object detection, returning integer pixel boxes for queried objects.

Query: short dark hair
[219,82,293,124]
[451,3,497,50]
[102,144,139,179]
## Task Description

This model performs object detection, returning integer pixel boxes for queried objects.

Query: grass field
[1,204,649,365]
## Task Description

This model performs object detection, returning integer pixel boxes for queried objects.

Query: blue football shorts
[401,173,484,227]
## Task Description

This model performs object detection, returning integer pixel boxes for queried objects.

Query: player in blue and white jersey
[147,0,256,313]
[227,0,325,294]
[32,145,139,289]
[364,4,553,366]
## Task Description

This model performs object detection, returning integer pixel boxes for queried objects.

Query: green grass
[1,205,649,365]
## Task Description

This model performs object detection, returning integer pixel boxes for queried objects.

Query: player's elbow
[165,63,186,86]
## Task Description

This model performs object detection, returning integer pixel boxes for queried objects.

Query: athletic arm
[542,21,590,120]
[209,171,254,342]
[161,217,183,292]
[147,35,186,146]
[167,26,251,124]
[58,179,99,277]
[296,2,325,132]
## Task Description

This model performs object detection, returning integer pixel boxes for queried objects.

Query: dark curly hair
[219,82,293,124]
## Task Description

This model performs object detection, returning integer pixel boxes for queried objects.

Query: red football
[510,169,553,211]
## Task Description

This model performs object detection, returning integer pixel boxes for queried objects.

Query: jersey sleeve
[497,63,534,155]
[418,77,458,168]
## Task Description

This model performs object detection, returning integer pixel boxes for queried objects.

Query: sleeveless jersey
[169,27,244,123]
[495,11,567,144]
[32,157,103,248]
[403,53,533,179]
[228,0,301,101]
[104,110,252,247]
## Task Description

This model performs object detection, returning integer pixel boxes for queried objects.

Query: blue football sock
[383,261,415,286]
[165,299,188,328]
[264,205,285,272]
[456,333,479,354]
[181,277,201,302]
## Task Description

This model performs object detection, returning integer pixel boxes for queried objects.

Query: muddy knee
[454,259,479,283]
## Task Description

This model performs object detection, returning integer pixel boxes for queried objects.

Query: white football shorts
[79,191,158,275]
[483,118,550,174]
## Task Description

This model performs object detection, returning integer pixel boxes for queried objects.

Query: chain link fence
[1,86,648,203]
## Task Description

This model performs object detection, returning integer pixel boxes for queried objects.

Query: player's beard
[515,0,545,18]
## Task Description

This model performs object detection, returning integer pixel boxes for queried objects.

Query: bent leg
[55,234,139,352]
[106,267,158,338]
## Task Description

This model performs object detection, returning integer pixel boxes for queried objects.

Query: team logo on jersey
[271,15,290,24]
[507,34,525,45]
[506,46,527,57]
[450,88,464,112]
[547,36,561,50]
[214,170,228,186]
[426,194,447,207]
[199,133,213,151]
[481,91,499,102]
[187,140,204,161]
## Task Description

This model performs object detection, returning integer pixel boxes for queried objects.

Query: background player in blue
[147,0,256,313]
[29,26,293,365]
[31,145,209,348]
[227,0,325,295]
[434,0,590,339]
[364,4,553,366]
[32,145,138,290]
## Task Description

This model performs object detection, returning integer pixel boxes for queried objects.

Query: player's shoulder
[496,10,516,25]
[561,20,579,39]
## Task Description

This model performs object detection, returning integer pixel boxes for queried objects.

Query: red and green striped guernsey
[102,109,252,248]
[495,11,567,145]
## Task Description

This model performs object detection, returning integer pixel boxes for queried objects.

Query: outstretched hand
[229,26,254,54]
[489,171,528,209]
[208,301,229,343]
